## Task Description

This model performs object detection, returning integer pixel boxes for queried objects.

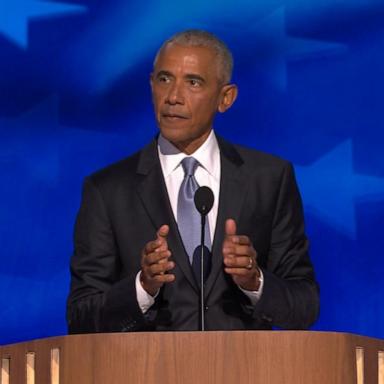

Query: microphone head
[194,186,214,216]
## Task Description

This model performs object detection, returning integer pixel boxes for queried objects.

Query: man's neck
[160,130,213,155]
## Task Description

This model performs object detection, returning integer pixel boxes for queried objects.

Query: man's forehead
[155,43,217,66]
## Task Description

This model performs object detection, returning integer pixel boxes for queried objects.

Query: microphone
[194,186,214,331]
[194,186,214,216]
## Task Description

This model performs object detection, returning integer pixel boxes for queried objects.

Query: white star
[0,0,87,49]
[295,140,384,237]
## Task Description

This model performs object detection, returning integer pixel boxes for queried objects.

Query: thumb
[225,219,237,236]
[157,224,169,239]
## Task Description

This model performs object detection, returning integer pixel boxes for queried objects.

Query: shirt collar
[158,130,220,178]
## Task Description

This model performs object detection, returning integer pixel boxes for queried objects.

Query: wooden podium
[1,331,383,384]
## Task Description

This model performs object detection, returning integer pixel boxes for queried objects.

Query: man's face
[151,42,236,154]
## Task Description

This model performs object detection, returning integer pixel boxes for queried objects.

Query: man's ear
[149,73,154,91]
[218,84,238,113]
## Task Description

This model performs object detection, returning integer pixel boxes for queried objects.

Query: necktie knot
[181,157,199,177]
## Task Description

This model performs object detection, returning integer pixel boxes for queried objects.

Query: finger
[225,218,237,236]
[144,250,171,265]
[146,260,175,276]
[230,235,251,245]
[144,225,170,254]
[144,250,172,265]
[234,244,254,256]
[222,237,234,253]
[145,239,163,253]
[152,273,175,283]
[155,225,169,251]
[222,241,235,253]
[155,242,168,253]
[223,255,252,268]
[223,244,249,257]
[223,244,257,260]
[224,267,251,276]
[222,219,237,253]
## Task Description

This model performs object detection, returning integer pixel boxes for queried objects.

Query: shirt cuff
[135,271,158,313]
[238,269,264,306]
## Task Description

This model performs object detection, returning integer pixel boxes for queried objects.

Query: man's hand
[223,219,261,291]
[140,225,175,296]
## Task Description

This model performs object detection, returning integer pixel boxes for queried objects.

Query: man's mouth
[162,113,188,120]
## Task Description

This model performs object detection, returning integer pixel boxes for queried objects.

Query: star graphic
[0,95,144,185]
[0,0,87,49]
[295,140,384,237]
[237,7,348,90]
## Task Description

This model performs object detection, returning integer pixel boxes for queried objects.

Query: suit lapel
[205,137,249,298]
[135,139,198,292]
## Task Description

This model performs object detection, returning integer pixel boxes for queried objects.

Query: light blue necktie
[177,157,212,282]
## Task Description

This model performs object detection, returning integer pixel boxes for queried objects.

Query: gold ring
[246,257,253,270]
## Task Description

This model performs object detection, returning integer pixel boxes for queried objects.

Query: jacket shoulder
[87,140,156,188]
[223,138,292,173]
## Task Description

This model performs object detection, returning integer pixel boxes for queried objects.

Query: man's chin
[159,126,212,154]
[158,118,189,132]
[159,129,189,147]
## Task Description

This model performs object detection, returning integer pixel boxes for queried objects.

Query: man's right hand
[140,225,175,296]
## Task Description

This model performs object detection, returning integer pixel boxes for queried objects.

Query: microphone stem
[200,214,206,331]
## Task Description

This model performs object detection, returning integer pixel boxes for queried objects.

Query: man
[67,30,319,333]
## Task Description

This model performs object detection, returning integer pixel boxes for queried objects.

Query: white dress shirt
[135,130,263,313]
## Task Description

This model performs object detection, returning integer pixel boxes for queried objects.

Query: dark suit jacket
[66,135,319,333]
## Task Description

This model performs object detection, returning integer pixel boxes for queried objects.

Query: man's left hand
[223,218,261,291]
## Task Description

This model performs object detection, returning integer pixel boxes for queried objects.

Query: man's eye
[158,75,170,83]
[189,79,201,87]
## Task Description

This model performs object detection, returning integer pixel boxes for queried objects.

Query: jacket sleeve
[251,162,320,329]
[66,177,148,333]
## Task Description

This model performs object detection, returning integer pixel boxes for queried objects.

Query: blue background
[0,0,383,345]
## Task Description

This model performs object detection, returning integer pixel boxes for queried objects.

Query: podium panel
[1,331,383,384]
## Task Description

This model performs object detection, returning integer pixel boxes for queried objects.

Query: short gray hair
[154,29,234,85]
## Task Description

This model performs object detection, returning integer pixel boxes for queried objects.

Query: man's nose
[166,81,184,105]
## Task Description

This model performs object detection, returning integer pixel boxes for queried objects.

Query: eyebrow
[155,70,173,78]
[155,70,206,83]
[185,73,205,83]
